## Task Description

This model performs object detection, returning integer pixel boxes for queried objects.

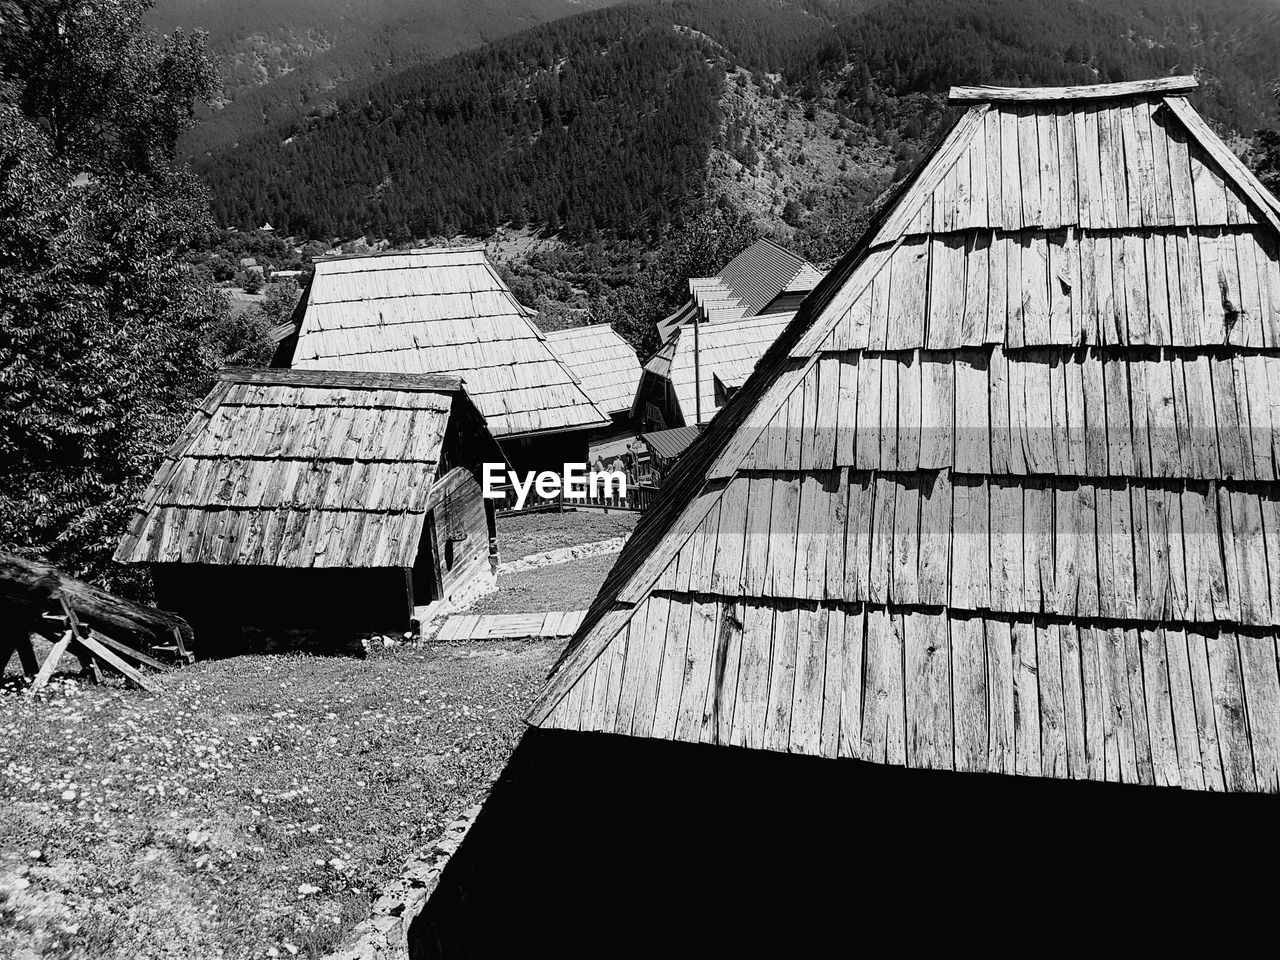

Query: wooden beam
[218,366,465,393]
[950,77,1197,102]
[1160,96,1280,232]
[75,631,159,693]
[28,631,73,692]
[0,551,192,648]
[86,630,171,673]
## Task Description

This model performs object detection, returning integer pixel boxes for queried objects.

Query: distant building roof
[656,239,824,341]
[715,238,820,314]
[640,424,702,461]
[275,248,610,438]
[546,323,642,416]
[648,311,794,425]
[115,368,500,570]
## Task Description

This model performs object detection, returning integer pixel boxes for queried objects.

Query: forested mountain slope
[148,0,627,155]
[197,0,1280,242]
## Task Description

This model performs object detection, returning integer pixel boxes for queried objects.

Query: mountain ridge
[192,0,1280,243]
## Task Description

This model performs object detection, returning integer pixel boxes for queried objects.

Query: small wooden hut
[114,368,507,641]
[410,78,1280,954]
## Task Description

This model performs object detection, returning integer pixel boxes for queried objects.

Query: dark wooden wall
[430,468,494,601]
[411,729,1280,958]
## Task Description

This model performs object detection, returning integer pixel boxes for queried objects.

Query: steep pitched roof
[545,323,642,416]
[114,368,503,569]
[278,248,610,438]
[529,78,1280,794]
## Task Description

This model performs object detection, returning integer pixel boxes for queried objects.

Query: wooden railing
[491,479,659,515]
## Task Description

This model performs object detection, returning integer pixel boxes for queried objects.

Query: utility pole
[693,305,702,426]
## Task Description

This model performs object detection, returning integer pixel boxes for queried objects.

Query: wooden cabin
[113,369,507,645]
[410,78,1280,955]
[633,310,793,429]
[271,247,610,472]
[636,239,823,432]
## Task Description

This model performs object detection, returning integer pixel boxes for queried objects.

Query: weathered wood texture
[277,247,610,437]
[436,610,587,642]
[532,80,1280,794]
[546,324,643,416]
[950,77,1199,103]
[115,370,504,571]
[541,599,1279,792]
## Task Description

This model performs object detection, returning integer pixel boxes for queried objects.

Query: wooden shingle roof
[529,78,1280,794]
[545,323,642,416]
[114,369,500,569]
[280,248,610,438]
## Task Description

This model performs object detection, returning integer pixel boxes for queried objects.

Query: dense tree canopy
[0,0,242,587]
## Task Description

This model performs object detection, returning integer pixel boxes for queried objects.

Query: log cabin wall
[528,78,1280,795]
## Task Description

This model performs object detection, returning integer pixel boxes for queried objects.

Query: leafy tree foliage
[0,0,242,587]
[590,206,761,355]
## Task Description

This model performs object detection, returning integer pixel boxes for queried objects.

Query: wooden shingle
[529,78,1280,795]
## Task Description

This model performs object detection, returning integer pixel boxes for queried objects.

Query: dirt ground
[0,640,560,960]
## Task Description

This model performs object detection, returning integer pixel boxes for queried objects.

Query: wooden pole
[693,305,703,426]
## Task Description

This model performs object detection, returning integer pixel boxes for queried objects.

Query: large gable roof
[529,78,1280,794]
[280,248,610,438]
[114,368,502,569]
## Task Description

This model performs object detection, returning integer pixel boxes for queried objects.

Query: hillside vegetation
[148,0,627,155]
[198,0,1280,243]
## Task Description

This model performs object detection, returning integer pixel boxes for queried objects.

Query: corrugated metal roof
[114,369,492,569]
[657,240,824,341]
[715,238,813,314]
[283,248,610,437]
[640,424,702,460]
[546,324,642,416]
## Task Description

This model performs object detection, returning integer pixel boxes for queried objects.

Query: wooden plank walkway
[435,611,588,642]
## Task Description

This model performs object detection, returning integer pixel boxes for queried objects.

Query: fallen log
[0,551,193,649]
